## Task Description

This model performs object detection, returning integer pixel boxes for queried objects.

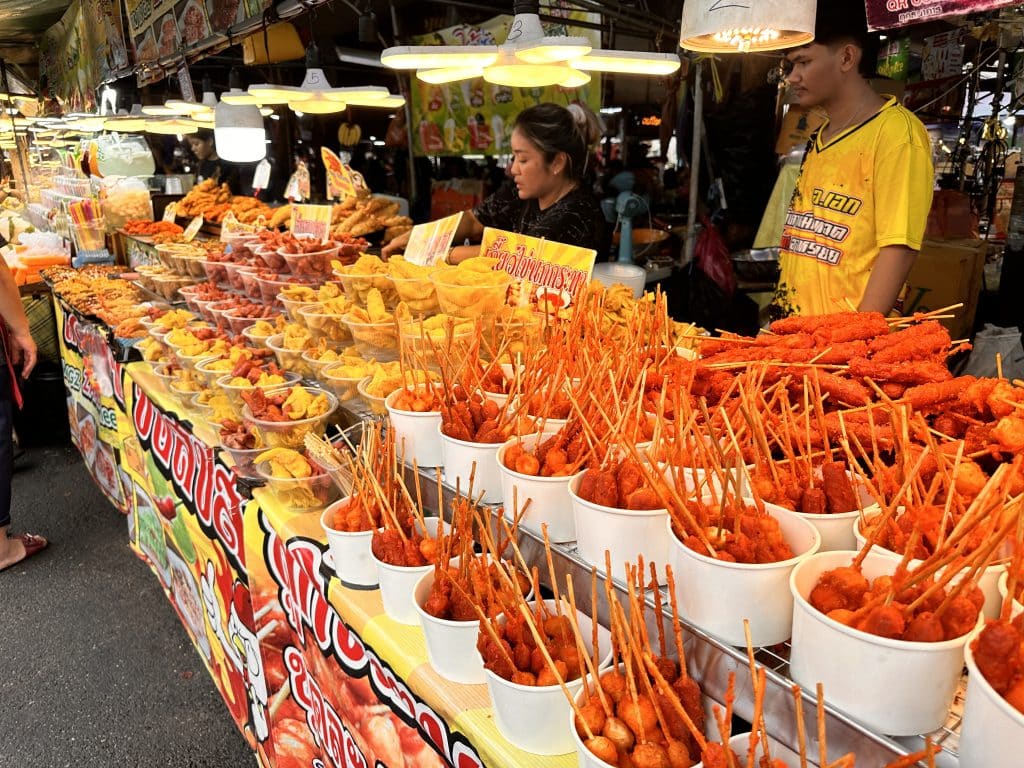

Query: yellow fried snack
[255,448,313,478]
[153,309,195,331]
[279,285,318,303]
[249,316,286,338]
[333,254,399,307]
[280,323,313,351]
[282,386,331,420]
[318,282,343,302]
[299,297,353,343]
[388,256,440,313]
[225,372,286,388]
[431,259,512,318]
[363,363,438,399]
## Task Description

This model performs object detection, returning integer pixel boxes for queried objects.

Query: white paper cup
[497,434,575,543]
[321,499,378,588]
[781,472,880,552]
[854,515,1007,620]
[959,625,1024,768]
[385,389,444,468]
[694,733,803,768]
[439,425,503,505]
[568,470,670,582]
[667,498,820,646]
[997,569,1024,618]
[664,462,753,500]
[372,517,449,625]
[789,549,978,735]
[413,567,487,684]
[485,599,612,755]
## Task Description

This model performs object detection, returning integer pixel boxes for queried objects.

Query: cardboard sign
[252,159,271,192]
[479,227,596,310]
[290,204,332,241]
[162,201,177,222]
[182,216,203,242]
[322,147,355,200]
[403,212,463,266]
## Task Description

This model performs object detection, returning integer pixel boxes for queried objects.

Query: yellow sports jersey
[776,96,934,316]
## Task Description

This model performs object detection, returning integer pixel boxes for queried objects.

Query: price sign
[253,159,271,192]
[182,216,203,242]
[290,204,332,241]
[403,212,463,266]
[162,202,177,222]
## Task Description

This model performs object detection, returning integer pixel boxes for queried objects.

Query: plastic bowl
[298,303,352,344]
[279,293,318,322]
[243,386,339,450]
[151,275,197,302]
[200,259,229,284]
[222,261,254,292]
[254,245,286,271]
[667,496,821,646]
[320,364,367,403]
[193,357,237,388]
[789,549,979,735]
[390,275,439,314]
[264,333,313,376]
[255,460,339,512]
[178,255,207,279]
[321,497,378,587]
[220,444,266,478]
[257,274,319,308]
[344,316,399,362]
[356,376,391,416]
[168,379,202,409]
[430,269,512,318]
[241,325,276,349]
[279,244,340,279]
[215,371,302,416]
[334,272,399,308]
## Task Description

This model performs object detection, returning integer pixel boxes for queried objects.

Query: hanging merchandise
[242,21,305,65]
[338,122,362,147]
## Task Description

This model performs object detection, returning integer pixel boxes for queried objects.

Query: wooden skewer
[792,684,809,768]
[817,682,828,768]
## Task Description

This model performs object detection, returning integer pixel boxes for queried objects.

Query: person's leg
[0,369,43,571]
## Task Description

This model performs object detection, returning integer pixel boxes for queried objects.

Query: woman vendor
[382,102,609,262]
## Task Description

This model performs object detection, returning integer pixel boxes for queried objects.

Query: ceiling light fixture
[215,68,267,162]
[145,118,200,135]
[103,104,147,132]
[679,0,815,53]
[382,0,678,86]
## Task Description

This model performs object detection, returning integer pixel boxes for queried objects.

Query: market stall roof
[0,0,72,44]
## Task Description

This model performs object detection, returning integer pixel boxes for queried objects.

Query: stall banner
[39,0,129,110]
[480,227,596,310]
[866,0,1016,30]
[245,499,488,768]
[127,0,269,71]
[53,298,132,512]
[119,365,266,750]
[410,6,601,157]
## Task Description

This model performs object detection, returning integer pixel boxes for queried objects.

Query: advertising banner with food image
[245,501,491,768]
[865,0,1016,30]
[480,227,596,313]
[409,7,601,156]
[40,0,129,111]
[54,299,132,512]
[129,0,271,69]
[119,367,267,750]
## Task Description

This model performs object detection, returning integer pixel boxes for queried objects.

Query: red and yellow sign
[865,0,1015,30]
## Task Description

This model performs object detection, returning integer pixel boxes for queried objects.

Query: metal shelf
[391,455,962,768]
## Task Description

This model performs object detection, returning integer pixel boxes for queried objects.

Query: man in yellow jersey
[772,0,934,317]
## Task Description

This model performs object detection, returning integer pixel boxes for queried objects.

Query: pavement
[0,444,254,767]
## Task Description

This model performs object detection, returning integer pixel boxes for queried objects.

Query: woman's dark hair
[194,128,215,143]
[512,102,603,181]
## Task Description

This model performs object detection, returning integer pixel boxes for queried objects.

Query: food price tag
[162,202,177,222]
[321,148,349,200]
[253,159,271,192]
[290,204,332,241]
[182,216,203,242]
[404,212,463,266]
[480,227,596,310]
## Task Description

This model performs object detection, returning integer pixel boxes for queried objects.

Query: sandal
[0,533,48,572]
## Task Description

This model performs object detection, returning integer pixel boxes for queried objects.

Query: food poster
[409,7,601,157]
[480,227,595,312]
[53,298,131,512]
[39,0,128,108]
[245,496,501,768]
[118,365,267,750]
[129,0,272,72]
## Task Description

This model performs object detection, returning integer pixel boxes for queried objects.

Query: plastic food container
[279,243,341,279]
[569,470,670,583]
[320,364,366,403]
[255,461,339,512]
[265,333,312,376]
[222,261,253,292]
[335,272,399,308]
[321,497,378,587]
[667,497,821,646]
[356,376,391,416]
[242,386,338,450]
[390,275,439,314]
[430,269,512,318]
[201,259,229,284]
[279,294,316,322]
[215,371,302,416]
[789,549,979,735]
[344,316,399,362]
[385,388,444,468]
[298,304,352,343]
[439,425,504,505]
[151,275,197,302]
[254,245,286,271]
[241,325,275,349]
[496,433,575,542]
[221,445,266,479]
[257,274,319,308]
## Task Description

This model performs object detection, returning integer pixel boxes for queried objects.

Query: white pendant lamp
[215,69,267,162]
[248,43,402,115]
[104,104,147,132]
[382,0,679,86]
[146,118,200,135]
[680,0,815,53]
